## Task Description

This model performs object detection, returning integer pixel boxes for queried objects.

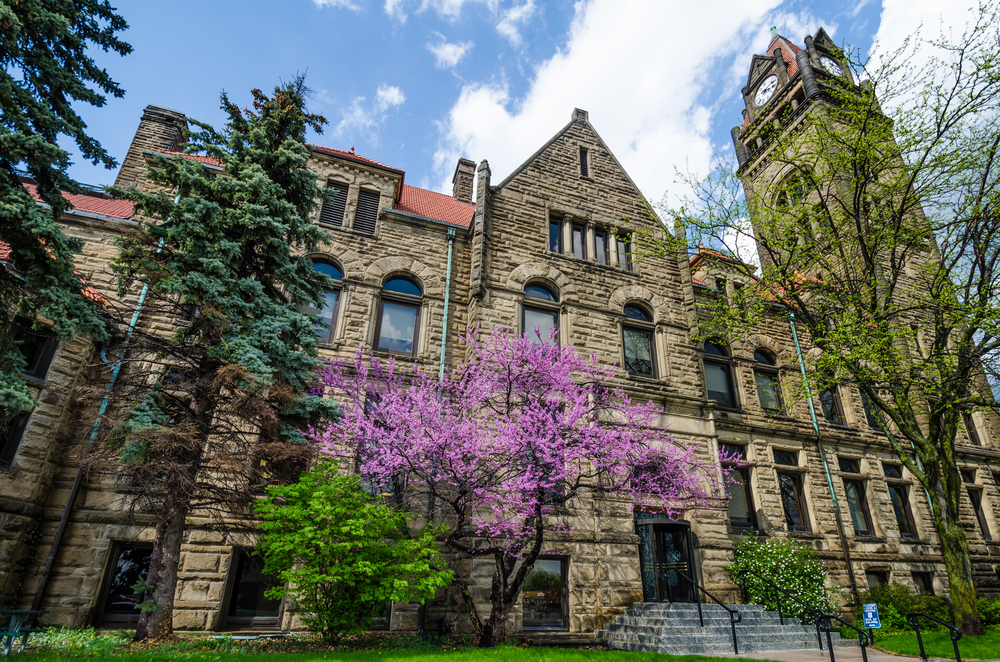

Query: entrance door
[636,517,694,602]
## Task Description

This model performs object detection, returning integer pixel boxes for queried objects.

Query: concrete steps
[596,602,860,655]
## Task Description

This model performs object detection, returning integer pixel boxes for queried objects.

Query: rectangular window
[839,457,860,474]
[13,321,58,381]
[319,181,349,227]
[961,469,976,483]
[912,572,934,596]
[595,230,608,265]
[964,412,982,446]
[727,467,755,529]
[969,489,992,541]
[523,307,559,346]
[820,386,846,425]
[223,549,283,629]
[861,390,882,427]
[97,544,153,625]
[888,485,916,539]
[778,472,810,532]
[866,571,888,588]
[754,370,784,415]
[616,235,632,271]
[773,449,798,466]
[572,224,586,259]
[704,362,735,408]
[622,326,655,377]
[523,558,568,630]
[549,217,563,253]
[883,463,903,479]
[0,411,30,467]
[353,189,381,235]
[843,479,873,536]
[579,148,589,177]
[375,300,420,355]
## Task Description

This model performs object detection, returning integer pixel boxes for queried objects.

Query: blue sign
[862,603,882,629]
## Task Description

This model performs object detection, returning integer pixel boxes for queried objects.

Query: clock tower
[731,27,853,172]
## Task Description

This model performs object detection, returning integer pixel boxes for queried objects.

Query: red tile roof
[156,150,223,167]
[0,239,104,302]
[309,144,403,174]
[25,184,134,220]
[766,34,802,78]
[394,185,475,228]
[0,241,10,262]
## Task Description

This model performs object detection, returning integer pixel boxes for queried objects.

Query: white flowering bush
[727,534,836,624]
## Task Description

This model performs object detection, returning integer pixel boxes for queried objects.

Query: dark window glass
[719,443,746,461]
[320,182,349,227]
[839,458,860,474]
[883,464,903,479]
[353,189,381,234]
[715,278,727,294]
[778,473,810,532]
[705,342,727,357]
[820,385,846,425]
[524,307,559,345]
[0,411,29,466]
[595,231,608,265]
[572,224,586,259]
[755,369,784,414]
[844,479,873,536]
[861,390,882,427]
[704,362,735,407]
[616,235,632,271]
[299,260,343,343]
[964,412,982,446]
[912,572,934,596]
[579,148,589,177]
[969,489,992,541]
[774,449,798,466]
[727,468,755,528]
[227,551,282,619]
[523,558,567,630]
[866,571,888,588]
[549,219,562,253]
[99,545,153,623]
[962,469,976,484]
[525,283,558,302]
[383,277,421,296]
[13,323,58,381]
[754,350,775,365]
[623,326,654,377]
[888,485,915,538]
[313,260,344,281]
[624,303,652,322]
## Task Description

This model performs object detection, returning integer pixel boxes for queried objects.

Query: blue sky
[67,0,974,204]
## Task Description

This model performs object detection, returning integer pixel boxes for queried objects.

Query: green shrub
[727,533,836,624]
[851,583,950,632]
[30,627,130,652]
[256,459,454,643]
[978,597,1000,626]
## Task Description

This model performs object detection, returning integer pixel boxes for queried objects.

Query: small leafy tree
[727,534,836,624]
[313,327,727,647]
[256,459,453,643]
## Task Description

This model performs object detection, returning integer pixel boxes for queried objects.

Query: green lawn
[873,626,1000,660]
[22,646,782,662]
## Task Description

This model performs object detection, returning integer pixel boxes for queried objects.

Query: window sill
[625,372,662,384]
[786,530,818,538]
[317,221,378,240]
[546,250,638,275]
[19,374,46,388]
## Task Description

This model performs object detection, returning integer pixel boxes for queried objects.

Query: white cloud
[311,0,362,10]
[418,0,497,20]
[427,33,474,68]
[335,85,406,142]
[432,0,790,203]
[870,0,979,67]
[495,0,536,47]
[385,0,407,22]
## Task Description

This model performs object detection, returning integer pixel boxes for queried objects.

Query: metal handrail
[818,612,871,662]
[676,570,743,654]
[906,612,962,662]
[738,568,825,649]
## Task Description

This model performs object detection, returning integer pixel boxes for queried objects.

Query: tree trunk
[478,604,509,647]
[134,493,190,641]
[936,515,984,635]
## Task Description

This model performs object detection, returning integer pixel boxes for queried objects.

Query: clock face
[820,56,843,76]
[754,75,778,106]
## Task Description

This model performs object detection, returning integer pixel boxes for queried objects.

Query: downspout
[419,226,454,637]
[789,313,861,605]
[29,196,177,622]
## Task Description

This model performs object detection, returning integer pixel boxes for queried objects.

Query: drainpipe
[419,227,454,637]
[29,196,176,623]
[789,313,861,605]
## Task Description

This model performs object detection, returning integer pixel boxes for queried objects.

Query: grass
[872,625,1000,660]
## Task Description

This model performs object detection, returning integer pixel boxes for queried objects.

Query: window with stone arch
[522,281,560,345]
[375,275,422,356]
[622,302,655,378]
[753,349,784,415]
[703,341,737,408]
[298,258,344,344]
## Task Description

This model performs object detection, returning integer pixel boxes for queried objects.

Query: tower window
[579,148,589,177]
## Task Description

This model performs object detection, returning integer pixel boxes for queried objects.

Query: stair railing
[818,612,871,662]
[676,570,743,654]
[737,568,825,649]
[906,613,962,662]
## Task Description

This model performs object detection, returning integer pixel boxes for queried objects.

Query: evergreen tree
[92,78,339,641]
[0,1,130,418]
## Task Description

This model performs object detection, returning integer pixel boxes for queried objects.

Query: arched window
[376,276,422,355]
[775,173,814,208]
[300,259,344,343]
[522,282,559,345]
[622,303,655,378]
[703,342,736,408]
[753,349,784,415]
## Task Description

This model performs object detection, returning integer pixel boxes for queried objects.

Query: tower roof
[763,33,802,78]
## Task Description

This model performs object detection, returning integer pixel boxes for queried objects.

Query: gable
[746,54,777,88]
[813,28,836,51]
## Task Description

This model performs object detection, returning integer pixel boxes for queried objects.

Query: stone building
[2,28,1000,637]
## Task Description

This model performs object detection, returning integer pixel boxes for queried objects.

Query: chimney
[114,104,188,190]
[452,157,475,202]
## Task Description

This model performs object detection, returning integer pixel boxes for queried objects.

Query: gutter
[438,228,456,381]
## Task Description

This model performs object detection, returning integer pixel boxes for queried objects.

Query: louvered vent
[580,148,589,177]
[320,182,349,227]
[353,189,380,235]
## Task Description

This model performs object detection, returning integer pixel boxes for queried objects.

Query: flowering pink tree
[312,328,726,647]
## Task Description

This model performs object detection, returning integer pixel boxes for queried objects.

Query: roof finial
[770,25,778,37]
[350,145,355,153]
